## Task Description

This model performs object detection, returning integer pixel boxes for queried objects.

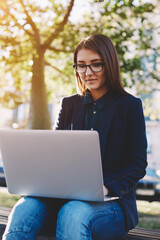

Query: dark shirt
[83,91,109,131]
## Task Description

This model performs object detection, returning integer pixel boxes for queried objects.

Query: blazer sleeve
[104,98,148,198]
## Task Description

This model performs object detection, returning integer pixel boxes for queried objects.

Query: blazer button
[120,190,126,195]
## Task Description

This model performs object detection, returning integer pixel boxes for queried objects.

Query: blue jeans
[3,197,128,240]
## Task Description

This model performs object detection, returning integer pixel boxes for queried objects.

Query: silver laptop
[0,130,119,202]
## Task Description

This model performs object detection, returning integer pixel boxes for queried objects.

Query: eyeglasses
[73,63,104,73]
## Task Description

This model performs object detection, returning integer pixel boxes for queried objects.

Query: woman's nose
[85,65,93,75]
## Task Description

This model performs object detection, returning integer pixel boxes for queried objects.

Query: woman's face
[76,48,107,98]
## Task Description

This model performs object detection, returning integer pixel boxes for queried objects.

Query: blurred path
[0,207,11,239]
[0,187,8,194]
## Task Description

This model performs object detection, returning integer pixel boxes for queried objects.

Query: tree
[0,0,75,129]
[0,0,159,127]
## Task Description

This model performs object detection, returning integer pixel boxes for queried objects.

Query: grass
[137,200,160,229]
[0,192,160,230]
[0,191,21,208]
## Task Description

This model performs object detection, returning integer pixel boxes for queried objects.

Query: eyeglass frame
[73,62,105,73]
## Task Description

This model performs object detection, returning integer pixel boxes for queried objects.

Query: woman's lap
[3,197,128,240]
[56,200,127,240]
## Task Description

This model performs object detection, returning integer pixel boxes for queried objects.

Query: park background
[0,0,160,169]
[0,0,160,230]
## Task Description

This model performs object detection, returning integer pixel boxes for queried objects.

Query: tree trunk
[27,48,51,129]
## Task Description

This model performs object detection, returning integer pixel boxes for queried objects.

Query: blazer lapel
[99,94,119,161]
[72,96,86,130]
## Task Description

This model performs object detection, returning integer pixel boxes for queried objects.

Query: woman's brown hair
[73,34,127,95]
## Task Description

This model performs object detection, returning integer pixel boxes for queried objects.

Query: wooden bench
[125,228,160,239]
[1,207,160,239]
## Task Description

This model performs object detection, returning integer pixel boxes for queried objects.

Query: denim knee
[56,201,93,240]
[3,197,51,240]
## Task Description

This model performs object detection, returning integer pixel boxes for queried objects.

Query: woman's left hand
[103,185,109,196]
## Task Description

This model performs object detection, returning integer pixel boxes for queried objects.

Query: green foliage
[0,0,78,107]
[0,0,159,127]
[0,0,77,128]
[142,97,160,121]
[98,0,157,88]
[0,192,21,208]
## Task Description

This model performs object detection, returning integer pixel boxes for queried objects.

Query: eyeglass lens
[74,63,104,73]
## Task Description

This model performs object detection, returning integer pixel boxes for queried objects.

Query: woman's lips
[86,79,97,82]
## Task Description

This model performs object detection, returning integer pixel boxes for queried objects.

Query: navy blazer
[55,92,147,231]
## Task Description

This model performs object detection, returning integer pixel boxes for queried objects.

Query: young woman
[3,34,147,240]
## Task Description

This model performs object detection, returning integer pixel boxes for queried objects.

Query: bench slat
[125,227,160,240]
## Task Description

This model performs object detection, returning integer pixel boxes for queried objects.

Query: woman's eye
[92,63,102,67]
[79,64,86,68]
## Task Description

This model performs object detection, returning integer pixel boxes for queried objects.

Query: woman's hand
[103,185,109,196]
